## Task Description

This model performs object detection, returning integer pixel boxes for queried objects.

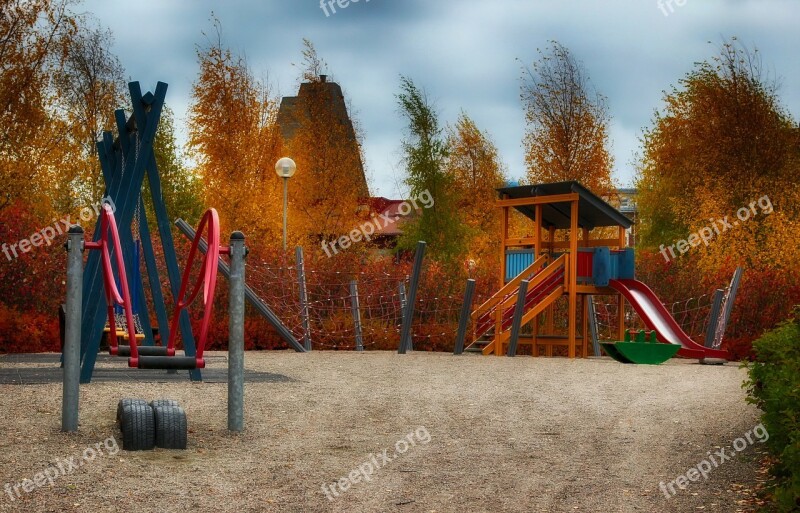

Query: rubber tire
[153,405,188,450]
[120,403,155,451]
[150,399,180,409]
[116,398,148,424]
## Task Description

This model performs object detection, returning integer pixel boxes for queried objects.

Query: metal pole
[295,246,311,351]
[350,280,364,352]
[454,279,476,355]
[282,177,288,252]
[398,281,408,351]
[704,289,724,348]
[507,280,529,357]
[228,231,246,433]
[713,266,743,349]
[587,295,602,357]
[398,241,426,354]
[62,226,84,432]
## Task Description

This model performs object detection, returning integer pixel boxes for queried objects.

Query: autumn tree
[283,40,369,245]
[0,0,75,213]
[148,105,204,224]
[521,41,614,197]
[444,112,506,265]
[636,39,800,271]
[397,76,466,266]
[52,20,127,210]
[187,19,283,240]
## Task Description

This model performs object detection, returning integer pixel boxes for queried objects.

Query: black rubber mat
[0,354,295,384]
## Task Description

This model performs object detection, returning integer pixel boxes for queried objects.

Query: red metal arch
[88,206,223,369]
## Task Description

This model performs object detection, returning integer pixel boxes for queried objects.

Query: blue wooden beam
[80,81,169,383]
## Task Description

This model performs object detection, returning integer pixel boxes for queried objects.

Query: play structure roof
[496,181,634,230]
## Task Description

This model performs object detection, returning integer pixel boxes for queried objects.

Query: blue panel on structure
[619,248,635,279]
[505,250,535,282]
[593,247,611,286]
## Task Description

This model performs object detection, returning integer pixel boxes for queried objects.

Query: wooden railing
[471,254,548,323]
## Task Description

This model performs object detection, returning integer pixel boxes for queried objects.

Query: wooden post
[617,225,626,341]
[496,201,509,356]
[545,225,556,356]
[581,295,589,358]
[533,204,542,357]
[500,202,509,285]
[568,199,579,358]
[494,306,504,356]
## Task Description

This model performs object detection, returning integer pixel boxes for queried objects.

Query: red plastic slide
[608,279,729,360]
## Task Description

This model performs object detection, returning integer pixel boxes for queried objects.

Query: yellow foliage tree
[52,21,127,210]
[521,41,615,197]
[637,39,800,272]
[187,21,283,241]
[0,0,76,215]
[282,40,369,247]
[444,112,507,268]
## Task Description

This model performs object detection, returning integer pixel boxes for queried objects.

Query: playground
[0,351,764,513]
[0,81,776,512]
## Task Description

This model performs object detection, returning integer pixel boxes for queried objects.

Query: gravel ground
[0,351,765,513]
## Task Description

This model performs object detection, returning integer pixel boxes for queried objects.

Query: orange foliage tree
[444,112,507,269]
[520,41,615,197]
[636,39,800,353]
[0,0,76,215]
[283,40,369,247]
[187,19,284,241]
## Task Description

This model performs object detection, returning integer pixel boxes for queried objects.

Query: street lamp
[275,157,297,251]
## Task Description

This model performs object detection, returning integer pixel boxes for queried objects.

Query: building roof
[496,181,634,230]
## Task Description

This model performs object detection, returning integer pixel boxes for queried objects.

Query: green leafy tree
[396,76,466,266]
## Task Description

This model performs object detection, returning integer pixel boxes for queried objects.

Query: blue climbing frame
[79,81,200,383]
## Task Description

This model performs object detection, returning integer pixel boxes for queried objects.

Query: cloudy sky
[80,0,800,198]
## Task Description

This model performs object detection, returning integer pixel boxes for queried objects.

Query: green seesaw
[600,329,680,365]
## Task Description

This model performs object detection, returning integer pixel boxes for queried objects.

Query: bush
[744,308,800,511]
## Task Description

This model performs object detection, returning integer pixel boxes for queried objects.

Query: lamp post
[275,157,297,251]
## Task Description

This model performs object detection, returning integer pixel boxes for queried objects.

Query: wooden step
[464,338,492,353]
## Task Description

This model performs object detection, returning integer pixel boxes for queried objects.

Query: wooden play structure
[467,181,632,358]
[466,181,730,361]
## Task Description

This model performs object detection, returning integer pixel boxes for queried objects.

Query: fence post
[295,246,312,351]
[350,280,364,352]
[587,295,602,357]
[704,289,724,348]
[712,266,743,349]
[62,226,84,432]
[228,231,246,433]
[398,281,408,346]
[507,280,529,357]
[454,279,476,355]
[398,242,426,354]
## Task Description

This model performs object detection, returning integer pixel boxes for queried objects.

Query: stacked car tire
[117,398,188,451]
